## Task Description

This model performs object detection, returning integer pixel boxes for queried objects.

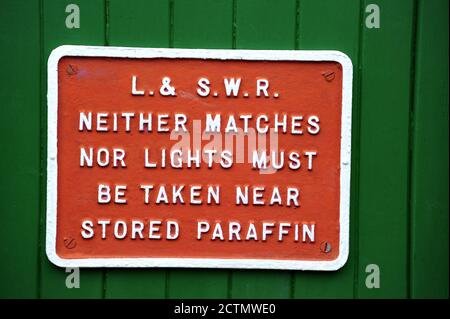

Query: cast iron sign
[46,45,353,270]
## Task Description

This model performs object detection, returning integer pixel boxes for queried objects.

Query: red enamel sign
[46,46,352,270]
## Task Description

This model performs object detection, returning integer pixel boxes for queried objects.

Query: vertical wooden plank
[235,0,297,50]
[166,0,233,298]
[0,0,41,298]
[231,0,296,298]
[105,269,165,299]
[104,0,170,298]
[108,0,170,47]
[173,0,233,49]
[40,0,105,298]
[232,271,292,299]
[411,0,449,299]
[294,0,360,298]
[166,269,229,299]
[357,0,415,298]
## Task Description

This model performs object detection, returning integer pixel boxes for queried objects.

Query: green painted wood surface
[357,0,416,298]
[0,0,448,299]
[0,0,41,298]
[410,0,449,299]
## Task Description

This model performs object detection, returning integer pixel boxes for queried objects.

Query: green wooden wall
[0,0,448,299]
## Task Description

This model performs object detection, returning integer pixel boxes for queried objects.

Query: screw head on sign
[67,64,78,75]
[322,71,335,82]
[320,241,331,253]
[64,237,77,249]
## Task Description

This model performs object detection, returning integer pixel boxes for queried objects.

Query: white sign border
[46,45,353,271]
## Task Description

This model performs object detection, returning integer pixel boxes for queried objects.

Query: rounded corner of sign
[47,45,74,69]
[330,51,353,73]
[326,249,350,271]
[45,247,68,268]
